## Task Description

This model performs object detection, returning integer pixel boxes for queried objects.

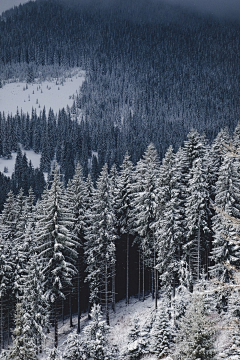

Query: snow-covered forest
[1,0,240,359]
[0,127,240,359]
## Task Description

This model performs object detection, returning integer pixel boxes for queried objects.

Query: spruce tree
[62,334,86,360]
[83,304,115,360]
[35,165,77,347]
[174,295,216,360]
[115,152,134,305]
[85,164,116,325]
[65,162,87,332]
[185,158,212,281]
[130,143,160,305]
[150,303,173,358]
[211,152,240,282]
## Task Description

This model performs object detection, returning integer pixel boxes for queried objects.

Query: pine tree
[185,158,212,281]
[116,153,134,305]
[7,303,37,360]
[84,304,115,360]
[65,162,87,332]
[224,288,240,358]
[211,152,240,282]
[35,165,78,347]
[85,164,116,325]
[127,318,144,359]
[62,334,86,360]
[174,295,216,360]
[155,146,184,297]
[150,302,173,358]
[19,254,49,355]
[131,143,160,305]
[46,347,62,360]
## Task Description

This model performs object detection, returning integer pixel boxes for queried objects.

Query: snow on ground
[0,69,85,116]
[38,295,164,359]
[0,147,41,177]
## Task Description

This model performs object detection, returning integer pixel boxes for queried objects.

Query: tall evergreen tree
[211,152,240,282]
[116,153,134,305]
[35,165,77,347]
[130,143,160,305]
[85,164,116,325]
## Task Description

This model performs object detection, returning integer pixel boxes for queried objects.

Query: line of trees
[0,125,239,357]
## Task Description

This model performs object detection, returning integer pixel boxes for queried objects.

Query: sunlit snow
[0,69,85,116]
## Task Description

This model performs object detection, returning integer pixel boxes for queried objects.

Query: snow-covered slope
[38,296,171,360]
[0,69,85,116]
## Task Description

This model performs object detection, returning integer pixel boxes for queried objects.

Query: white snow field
[0,0,35,16]
[0,68,85,175]
[0,68,85,116]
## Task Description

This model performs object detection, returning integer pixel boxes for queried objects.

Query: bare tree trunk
[154,243,157,310]
[77,259,81,334]
[54,301,58,348]
[62,298,64,325]
[112,262,116,312]
[126,233,129,305]
[0,298,3,351]
[142,252,145,302]
[7,308,10,348]
[138,249,141,301]
[197,217,201,281]
[69,291,73,328]
[105,262,109,325]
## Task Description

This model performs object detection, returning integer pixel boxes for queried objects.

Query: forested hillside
[1,0,240,178]
[1,0,240,359]
[0,126,239,359]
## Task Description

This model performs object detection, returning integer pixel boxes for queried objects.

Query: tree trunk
[112,262,116,312]
[0,298,3,351]
[105,262,109,325]
[152,268,154,300]
[154,243,157,310]
[69,291,73,328]
[197,217,201,281]
[88,285,91,320]
[138,249,141,301]
[62,298,64,325]
[54,300,58,348]
[126,233,129,305]
[7,308,10,348]
[77,259,81,334]
[142,252,145,302]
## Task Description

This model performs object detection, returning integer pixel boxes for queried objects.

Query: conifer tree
[18,254,49,356]
[62,334,86,360]
[7,303,37,360]
[85,164,116,325]
[185,158,212,280]
[211,152,240,281]
[35,165,78,347]
[150,303,173,358]
[174,295,216,360]
[66,162,87,332]
[155,146,184,297]
[131,143,160,305]
[83,304,115,360]
[115,153,134,305]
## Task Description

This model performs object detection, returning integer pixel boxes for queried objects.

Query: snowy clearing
[0,69,85,116]
[0,147,41,177]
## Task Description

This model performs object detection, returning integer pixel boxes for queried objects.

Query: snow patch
[0,147,41,178]
[0,69,85,116]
